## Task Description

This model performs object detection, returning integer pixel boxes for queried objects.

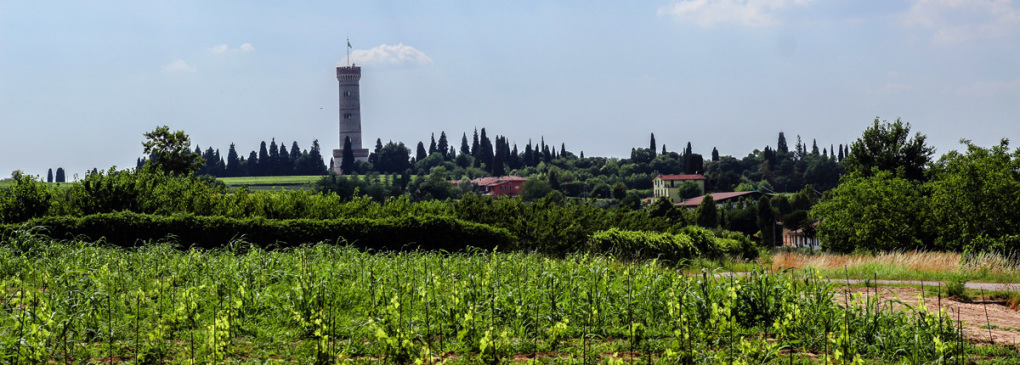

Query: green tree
[925,139,1020,251]
[844,118,935,181]
[142,126,205,175]
[226,143,242,177]
[341,136,355,174]
[696,194,718,228]
[810,170,928,252]
[416,141,428,162]
[521,178,553,201]
[756,196,778,246]
[677,181,703,199]
[612,181,627,200]
[649,133,656,157]
[47,168,53,183]
[55,167,65,183]
[777,132,789,155]
[437,131,450,160]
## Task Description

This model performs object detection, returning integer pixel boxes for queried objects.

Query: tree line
[136,138,329,177]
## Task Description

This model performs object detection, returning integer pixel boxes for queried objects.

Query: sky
[2,0,1019,178]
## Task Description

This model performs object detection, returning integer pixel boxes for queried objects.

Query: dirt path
[841,279,1020,292]
[839,285,1020,347]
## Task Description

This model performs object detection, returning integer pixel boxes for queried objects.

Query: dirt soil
[839,286,1020,347]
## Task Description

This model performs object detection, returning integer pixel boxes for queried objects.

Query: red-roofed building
[472,176,528,198]
[652,174,706,203]
[678,191,763,208]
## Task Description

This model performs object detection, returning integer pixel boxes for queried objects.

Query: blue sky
[2,0,1019,178]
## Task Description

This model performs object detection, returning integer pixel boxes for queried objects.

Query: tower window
[343,91,351,98]
[343,113,352,120]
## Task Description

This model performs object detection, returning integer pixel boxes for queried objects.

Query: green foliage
[925,139,1020,251]
[811,170,927,253]
[0,234,991,363]
[2,211,512,252]
[520,177,552,201]
[695,194,718,228]
[844,117,935,181]
[142,125,205,175]
[588,228,699,264]
[0,172,52,223]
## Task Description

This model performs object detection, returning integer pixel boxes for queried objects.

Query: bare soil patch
[839,285,1020,347]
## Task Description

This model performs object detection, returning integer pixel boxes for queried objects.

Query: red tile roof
[679,191,761,208]
[656,174,706,181]
[471,175,528,187]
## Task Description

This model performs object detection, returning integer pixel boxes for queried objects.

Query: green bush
[1,211,513,252]
[588,228,699,264]
[0,172,52,223]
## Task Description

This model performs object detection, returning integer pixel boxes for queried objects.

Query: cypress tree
[269,138,280,174]
[341,137,355,174]
[471,128,480,157]
[777,132,789,155]
[523,143,533,167]
[811,139,820,156]
[712,147,720,162]
[47,168,53,183]
[370,138,383,165]
[226,143,241,177]
[290,141,302,167]
[437,132,449,159]
[257,141,269,176]
[416,141,427,162]
[837,143,845,162]
[685,142,693,156]
[480,128,494,167]
[428,133,437,156]
[650,133,657,156]
[246,151,258,176]
[55,168,65,183]
[460,133,470,156]
[308,139,328,175]
[662,145,667,156]
[492,138,505,176]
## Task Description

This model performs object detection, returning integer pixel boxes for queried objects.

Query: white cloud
[903,0,1020,43]
[657,0,811,27]
[211,43,256,53]
[163,59,195,72]
[340,43,432,66]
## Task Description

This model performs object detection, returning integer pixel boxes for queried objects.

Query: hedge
[1,211,514,252]
[588,227,758,264]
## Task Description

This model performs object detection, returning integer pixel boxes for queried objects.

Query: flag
[347,39,352,49]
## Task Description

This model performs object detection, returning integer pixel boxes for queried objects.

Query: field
[217,175,324,190]
[771,249,1020,283]
[3,231,1017,363]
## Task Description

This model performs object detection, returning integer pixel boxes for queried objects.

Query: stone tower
[332,65,370,173]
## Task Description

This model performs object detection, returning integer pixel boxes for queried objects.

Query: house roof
[471,176,528,187]
[678,191,762,208]
[656,174,706,181]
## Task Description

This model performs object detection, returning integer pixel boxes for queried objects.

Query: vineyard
[3,229,1014,364]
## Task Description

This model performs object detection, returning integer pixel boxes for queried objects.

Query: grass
[770,249,1020,283]
[0,229,1011,363]
[217,175,324,190]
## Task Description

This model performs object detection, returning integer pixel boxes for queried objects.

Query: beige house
[652,174,706,203]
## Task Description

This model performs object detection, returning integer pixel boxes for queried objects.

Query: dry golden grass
[771,250,1020,282]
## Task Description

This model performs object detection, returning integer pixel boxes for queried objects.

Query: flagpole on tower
[346,37,352,67]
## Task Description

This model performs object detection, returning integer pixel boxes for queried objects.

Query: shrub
[0,172,52,223]
[588,228,699,264]
[1,211,513,252]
